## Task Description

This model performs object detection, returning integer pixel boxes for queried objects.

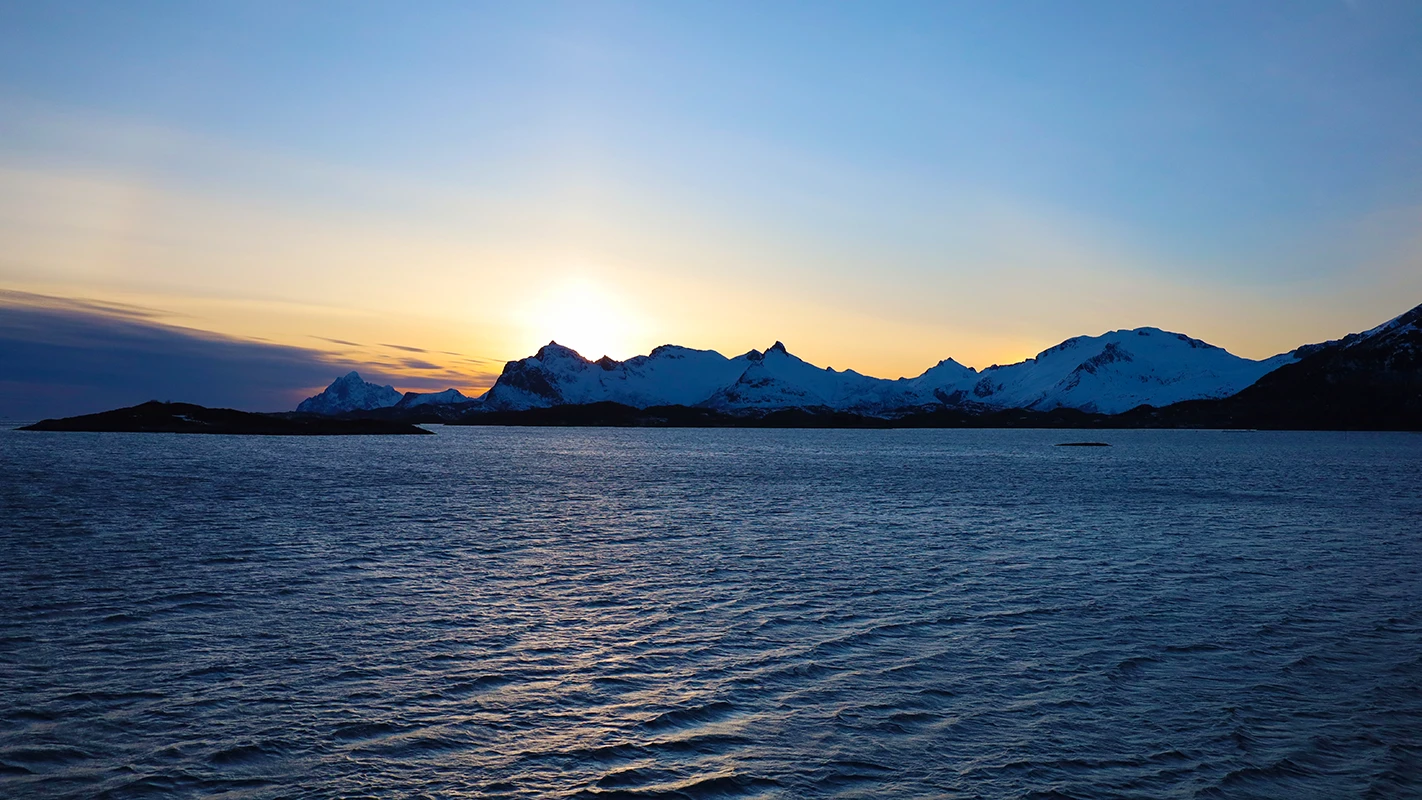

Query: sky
[2,1,1421,416]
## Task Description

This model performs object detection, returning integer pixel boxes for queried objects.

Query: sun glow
[517,277,650,362]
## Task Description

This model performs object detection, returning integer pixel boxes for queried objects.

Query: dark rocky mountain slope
[1122,303,1422,430]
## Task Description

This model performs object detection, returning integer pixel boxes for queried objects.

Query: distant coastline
[18,397,1422,433]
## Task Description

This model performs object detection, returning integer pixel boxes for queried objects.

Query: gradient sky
[3,1,1422,414]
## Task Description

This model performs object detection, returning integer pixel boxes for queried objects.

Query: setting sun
[517,277,650,362]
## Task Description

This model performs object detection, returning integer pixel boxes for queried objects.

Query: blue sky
[2,1,1421,413]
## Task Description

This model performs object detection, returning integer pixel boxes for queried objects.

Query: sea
[2,425,1420,799]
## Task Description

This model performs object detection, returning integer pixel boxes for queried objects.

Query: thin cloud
[0,289,174,322]
[311,335,363,347]
[445,352,500,364]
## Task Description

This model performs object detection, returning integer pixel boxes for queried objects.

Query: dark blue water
[2,427,1420,798]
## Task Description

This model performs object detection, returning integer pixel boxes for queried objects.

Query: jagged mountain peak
[297,371,402,415]
[534,341,587,362]
[918,357,976,379]
[482,339,756,410]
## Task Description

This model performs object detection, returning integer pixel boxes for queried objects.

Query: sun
[521,278,647,361]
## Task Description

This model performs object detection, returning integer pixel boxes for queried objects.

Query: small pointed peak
[768,341,787,354]
[341,370,362,381]
[534,341,582,361]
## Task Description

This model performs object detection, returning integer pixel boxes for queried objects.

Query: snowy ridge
[394,388,472,409]
[1289,303,1422,361]
[1345,303,1420,353]
[962,328,1297,414]
[478,329,1296,416]
[482,343,754,411]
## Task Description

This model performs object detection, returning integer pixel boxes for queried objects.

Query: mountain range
[479,329,1294,415]
[294,301,1420,429]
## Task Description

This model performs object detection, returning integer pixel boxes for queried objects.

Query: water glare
[2,428,1420,798]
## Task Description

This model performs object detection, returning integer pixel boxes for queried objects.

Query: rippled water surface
[2,427,1421,798]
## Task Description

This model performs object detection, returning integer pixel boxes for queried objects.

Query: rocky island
[20,401,433,435]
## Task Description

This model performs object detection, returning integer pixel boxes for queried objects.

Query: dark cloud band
[0,293,491,418]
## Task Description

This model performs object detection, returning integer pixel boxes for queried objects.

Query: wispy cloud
[0,289,172,321]
[311,335,363,347]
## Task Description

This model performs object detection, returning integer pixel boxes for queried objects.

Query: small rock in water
[1056,442,1111,447]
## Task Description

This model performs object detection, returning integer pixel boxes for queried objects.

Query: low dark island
[20,401,433,435]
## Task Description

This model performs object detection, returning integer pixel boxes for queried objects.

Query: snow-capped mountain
[958,328,1296,414]
[296,371,403,414]
[393,388,471,409]
[479,330,1295,416]
[482,343,754,410]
